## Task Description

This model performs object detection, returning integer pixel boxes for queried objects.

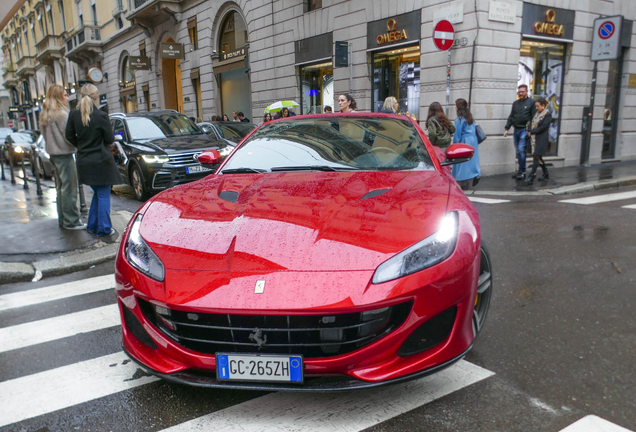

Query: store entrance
[519,40,565,155]
[162,38,183,113]
[371,45,420,120]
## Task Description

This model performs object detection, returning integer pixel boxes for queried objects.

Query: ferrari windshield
[221,116,434,173]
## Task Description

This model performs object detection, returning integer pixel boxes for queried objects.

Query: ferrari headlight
[14,146,23,153]
[126,214,165,281]
[372,212,459,284]
[142,154,169,164]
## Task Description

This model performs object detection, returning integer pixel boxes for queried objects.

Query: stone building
[3,0,636,174]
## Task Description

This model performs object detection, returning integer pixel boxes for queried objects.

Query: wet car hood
[140,170,451,274]
[135,135,224,153]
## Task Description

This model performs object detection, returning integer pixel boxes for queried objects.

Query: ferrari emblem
[254,280,265,294]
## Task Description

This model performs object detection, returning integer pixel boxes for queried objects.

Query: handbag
[475,123,487,144]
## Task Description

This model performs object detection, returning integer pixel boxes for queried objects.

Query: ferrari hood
[139,171,450,273]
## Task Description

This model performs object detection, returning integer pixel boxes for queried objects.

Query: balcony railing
[36,34,64,57]
[133,0,150,8]
[2,69,19,88]
[113,0,126,16]
[65,24,103,63]
[16,56,35,75]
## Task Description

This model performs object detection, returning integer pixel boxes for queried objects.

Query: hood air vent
[219,191,239,203]
[360,189,390,200]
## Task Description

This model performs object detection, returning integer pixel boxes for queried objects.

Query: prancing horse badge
[254,280,265,294]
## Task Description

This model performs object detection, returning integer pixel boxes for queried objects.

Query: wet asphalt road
[1,185,635,432]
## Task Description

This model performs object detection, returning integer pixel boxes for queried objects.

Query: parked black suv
[109,111,230,200]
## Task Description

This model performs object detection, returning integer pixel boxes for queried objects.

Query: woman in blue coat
[451,98,481,190]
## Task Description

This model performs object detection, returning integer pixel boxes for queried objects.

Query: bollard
[8,147,16,185]
[20,150,29,190]
[31,147,43,195]
[0,144,5,181]
[78,183,88,214]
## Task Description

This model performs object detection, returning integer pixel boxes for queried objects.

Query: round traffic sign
[433,20,455,51]
[599,21,615,39]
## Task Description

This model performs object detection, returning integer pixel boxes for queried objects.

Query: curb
[469,175,636,197]
[0,210,133,285]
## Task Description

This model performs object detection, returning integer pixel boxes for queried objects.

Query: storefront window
[602,53,624,159]
[300,62,333,114]
[519,40,565,156]
[121,56,138,113]
[372,45,420,121]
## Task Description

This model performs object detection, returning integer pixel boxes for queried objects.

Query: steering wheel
[370,146,399,155]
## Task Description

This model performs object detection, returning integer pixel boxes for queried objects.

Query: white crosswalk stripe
[558,190,636,205]
[0,304,120,354]
[0,274,114,312]
[160,361,493,432]
[559,415,634,432]
[468,197,511,204]
[0,351,158,428]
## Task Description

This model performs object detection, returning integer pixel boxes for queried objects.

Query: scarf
[530,108,549,148]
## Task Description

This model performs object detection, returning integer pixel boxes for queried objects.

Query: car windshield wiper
[221,167,268,174]
[270,165,359,172]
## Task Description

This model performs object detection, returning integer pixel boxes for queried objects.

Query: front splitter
[122,344,473,392]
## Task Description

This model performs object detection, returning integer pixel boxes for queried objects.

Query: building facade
[3,0,636,174]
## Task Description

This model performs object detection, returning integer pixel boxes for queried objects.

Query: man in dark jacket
[238,112,250,123]
[504,84,536,179]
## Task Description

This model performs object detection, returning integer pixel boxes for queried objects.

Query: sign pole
[349,43,353,95]
[581,61,597,166]
[446,50,452,116]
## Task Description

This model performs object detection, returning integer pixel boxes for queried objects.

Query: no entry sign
[433,20,455,51]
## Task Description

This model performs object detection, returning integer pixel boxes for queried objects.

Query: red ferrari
[115,113,492,390]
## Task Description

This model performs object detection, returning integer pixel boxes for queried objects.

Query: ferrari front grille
[138,299,412,358]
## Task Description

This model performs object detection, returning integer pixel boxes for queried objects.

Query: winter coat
[65,105,122,186]
[427,117,456,148]
[41,110,76,155]
[528,112,552,156]
[451,117,481,182]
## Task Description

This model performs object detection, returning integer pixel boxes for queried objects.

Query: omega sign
[534,9,564,36]
[377,19,408,45]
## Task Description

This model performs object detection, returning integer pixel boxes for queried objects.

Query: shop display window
[372,45,420,121]
[519,40,565,156]
[300,62,333,114]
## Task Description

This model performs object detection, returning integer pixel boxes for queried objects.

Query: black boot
[539,164,549,181]
[524,173,535,185]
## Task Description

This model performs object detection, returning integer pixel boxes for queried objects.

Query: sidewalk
[0,172,132,284]
[0,159,635,284]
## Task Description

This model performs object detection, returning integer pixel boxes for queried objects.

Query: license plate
[216,353,303,383]
[186,165,212,174]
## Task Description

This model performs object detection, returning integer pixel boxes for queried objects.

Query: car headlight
[142,154,169,164]
[14,146,23,153]
[126,214,165,281]
[219,145,233,157]
[372,212,459,284]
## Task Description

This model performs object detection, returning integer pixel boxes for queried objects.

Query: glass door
[300,62,333,114]
[519,40,566,155]
[372,45,420,120]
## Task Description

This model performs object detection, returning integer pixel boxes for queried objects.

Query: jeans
[50,154,81,228]
[513,129,529,172]
[87,185,112,236]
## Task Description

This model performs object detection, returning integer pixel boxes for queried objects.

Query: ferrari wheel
[473,243,492,339]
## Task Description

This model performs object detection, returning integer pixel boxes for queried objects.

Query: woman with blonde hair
[65,84,121,237]
[380,96,399,113]
[40,84,84,229]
